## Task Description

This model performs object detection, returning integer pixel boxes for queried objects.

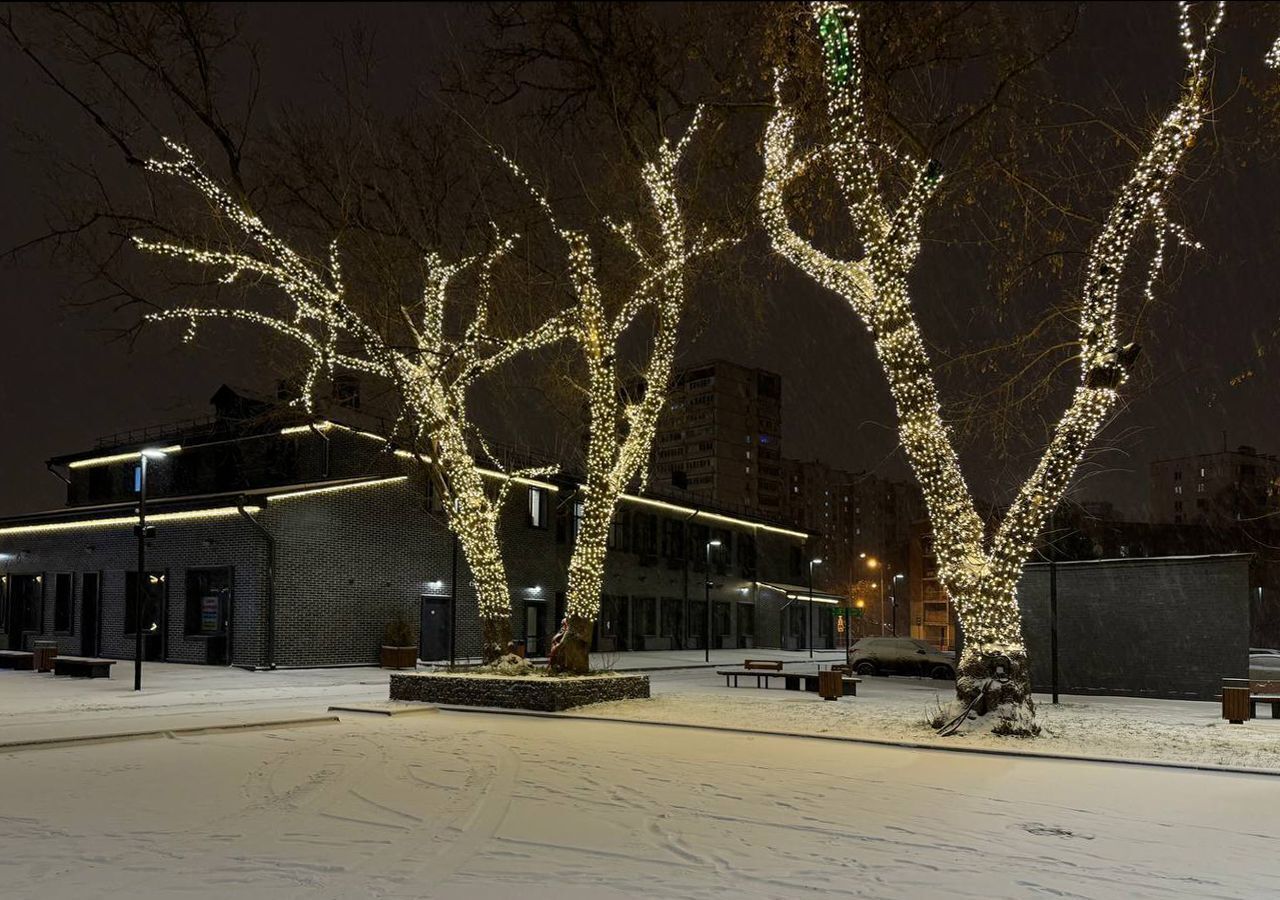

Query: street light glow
[811,557,823,565]
[866,557,879,569]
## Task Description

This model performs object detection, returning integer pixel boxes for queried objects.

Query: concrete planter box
[389,672,650,711]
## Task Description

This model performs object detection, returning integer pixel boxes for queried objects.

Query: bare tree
[762,0,1222,734]
[132,139,575,659]
[489,111,727,673]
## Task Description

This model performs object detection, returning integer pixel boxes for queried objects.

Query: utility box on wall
[1018,553,1251,701]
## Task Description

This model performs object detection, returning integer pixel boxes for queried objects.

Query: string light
[494,111,723,671]
[133,141,576,659]
[762,1,1220,730]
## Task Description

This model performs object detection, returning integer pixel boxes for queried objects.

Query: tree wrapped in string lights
[499,113,721,673]
[762,1,1222,733]
[135,140,574,660]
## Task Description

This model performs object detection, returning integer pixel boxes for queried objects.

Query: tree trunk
[549,615,595,674]
[554,477,617,673]
[931,643,1038,737]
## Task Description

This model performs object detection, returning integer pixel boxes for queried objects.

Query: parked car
[849,637,955,679]
[1250,648,1280,681]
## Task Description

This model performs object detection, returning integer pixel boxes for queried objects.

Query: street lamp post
[891,573,904,636]
[705,539,721,663]
[866,556,885,634]
[808,557,822,658]
[133,448,167,691]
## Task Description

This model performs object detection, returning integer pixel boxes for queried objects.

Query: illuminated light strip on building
[66,445,183,469]
[279,419,558,490]
[266,475,408,501]
[617,493,809,540]
[0,505,259,537]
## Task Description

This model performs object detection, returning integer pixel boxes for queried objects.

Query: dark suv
[849,637,955,679]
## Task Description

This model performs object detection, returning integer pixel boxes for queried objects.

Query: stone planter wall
[390,672,650,711]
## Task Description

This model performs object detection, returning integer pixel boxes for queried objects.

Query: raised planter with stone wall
[390,672,649,711]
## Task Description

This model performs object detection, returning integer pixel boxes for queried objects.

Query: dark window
[689,524,710,571]
[632,597,657,637]
[712,529,732,575]
[737,533,758,578]
[185,568,231,637]
[662,519,685,560]
[635,513,658,558]
[53,573,73,633]
[789,546,803,579]
[124,571,166,635]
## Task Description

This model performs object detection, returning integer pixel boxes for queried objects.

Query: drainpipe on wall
[237,496,276,670]
[308,422,331,479]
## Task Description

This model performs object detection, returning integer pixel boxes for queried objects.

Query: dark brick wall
[1018,554,1250,700]
[263,470,561,667]
[0,469,801,668]
[0,514,268,666]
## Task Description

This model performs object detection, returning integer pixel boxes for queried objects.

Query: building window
[528,487,548,529]
[1196,483,1205,493]
[53,573,73,633]
[1174,485,1183,495]
[185,568,231,637]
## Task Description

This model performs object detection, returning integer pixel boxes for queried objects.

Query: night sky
[2,2,1277,519]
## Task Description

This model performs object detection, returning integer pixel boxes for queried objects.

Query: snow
[573,668,1280,772]
[2,705,1279,899]
[2,662,1280,897]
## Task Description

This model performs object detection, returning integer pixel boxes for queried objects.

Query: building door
[9,575,42,650]
[81,573,100,657]
[525,603,546,657]
[125,571,166,661]
[420,596,450,662]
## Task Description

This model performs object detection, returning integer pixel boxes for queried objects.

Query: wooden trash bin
[818,670,843,701]
[32,640,58,673]
[1223,686,1251,724]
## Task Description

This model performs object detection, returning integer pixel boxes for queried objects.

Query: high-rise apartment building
[649,360,784,518]
[1149,445,1280,525]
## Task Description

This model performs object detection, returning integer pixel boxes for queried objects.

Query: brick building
[0,386,826,667]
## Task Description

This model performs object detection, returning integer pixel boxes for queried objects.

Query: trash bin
[33,640,58,673]
[818,670,843,701]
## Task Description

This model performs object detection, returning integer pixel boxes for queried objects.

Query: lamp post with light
[808,557,822,658]
[704,539,721,663]
[865,555,887,634]
[134,447,168,691]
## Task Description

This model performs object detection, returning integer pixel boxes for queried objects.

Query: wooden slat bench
[0,650,35,671]
[786,673,861,696]
[52,656,116,679]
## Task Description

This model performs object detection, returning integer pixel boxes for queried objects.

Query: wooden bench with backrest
[52,656,116,679]
[0,650,35,671]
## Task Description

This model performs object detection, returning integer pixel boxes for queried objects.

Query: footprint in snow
[1020,823,1094,840]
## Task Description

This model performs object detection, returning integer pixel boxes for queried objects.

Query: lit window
[528,487,548,529]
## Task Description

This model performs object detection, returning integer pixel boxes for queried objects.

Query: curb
[328,704,438,717]
[0,715,342,753]
[435,705,1280,778]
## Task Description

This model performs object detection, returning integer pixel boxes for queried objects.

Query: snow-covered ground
[578,667,1280,772]
[3,657,1280,771]
[3,662,1280,897]
[3,707,1280,899]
